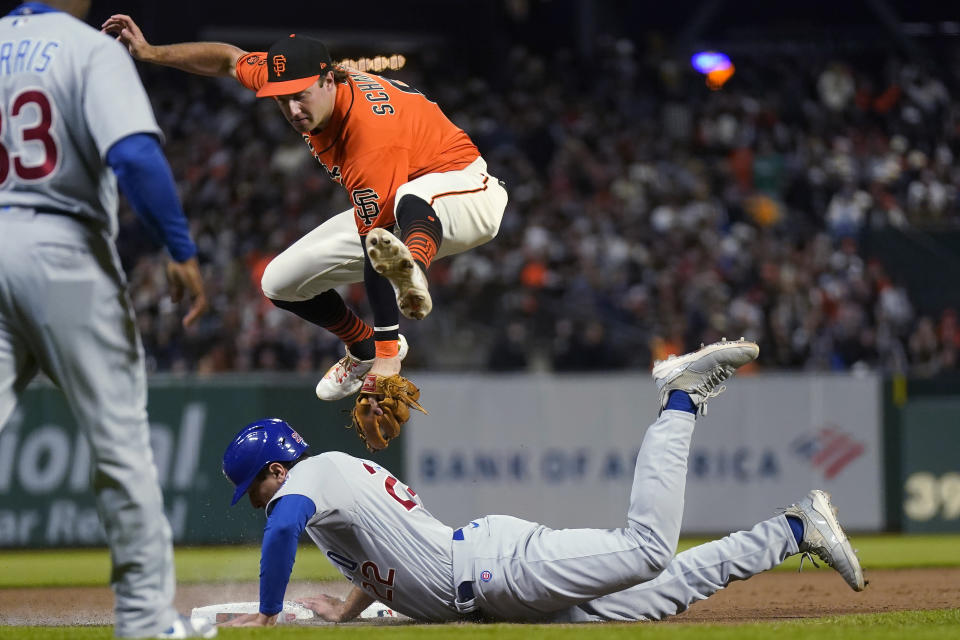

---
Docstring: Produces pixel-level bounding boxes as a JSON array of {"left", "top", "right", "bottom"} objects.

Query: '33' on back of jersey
[{"left": 0, "top": 9, "right": 160, "bottom": 234}]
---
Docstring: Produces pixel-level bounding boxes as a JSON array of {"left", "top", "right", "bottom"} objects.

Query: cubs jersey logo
[
  {"left": 273, "top": 54, "right": 286, "bottom": 75},
  {"left": 480, "top": 570, "right": 493, "bottom": 582},
  {"left": 352, "top": 188, "right": 381, "bottom": 226}
]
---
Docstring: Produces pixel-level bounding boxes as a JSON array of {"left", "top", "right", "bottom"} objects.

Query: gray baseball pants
[
  {"left": 0, "top": 210, "right": 177, "bottom": 637},
  {"left": 545, "top": 515, "right": 798, "bottom": 621},
  {"left": 453, "top": 409, "right": 800, "bottom": 622}
]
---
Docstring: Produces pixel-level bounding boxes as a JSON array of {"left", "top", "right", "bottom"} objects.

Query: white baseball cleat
[
  {"left": 366, "top": 227, "right": 433, "bottom": 320},
  {"left": 316, "top": 335, "right": 409, "bottom": 401},
  {"left": 652, "top": 337, "right": 759, "bottom": 415},
  {"left": 783, "top": 489, "right": 867, "bottom": 592},
  {"left": 153, "top": 614, "right": 217, "bottom": 638}
]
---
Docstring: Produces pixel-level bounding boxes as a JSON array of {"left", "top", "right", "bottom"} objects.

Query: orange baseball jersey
[{"left": 235, "top": 53, "right": 480, "bottom": 233}]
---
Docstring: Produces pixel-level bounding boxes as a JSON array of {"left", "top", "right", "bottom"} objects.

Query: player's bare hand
[
  {"left": 353, "top": 394, "right": 386, "bottom": 451},
  {"left": 101, "top": 14, "right": 152, "bottom": 59},
  {"left": 217, "top": 612, "right": 277, "bottom": 627},
  {"left": 297, "top": 595, "right": 346, "bottom": 622},
  {"left": 166, "top": 257, "right": 208, "bottom": 328},
  {"left": 367, "top": 395, "right": 384, "bottom": 417},
  {"left": 369, "top": 355, "right": 402, "bottom": 377}
]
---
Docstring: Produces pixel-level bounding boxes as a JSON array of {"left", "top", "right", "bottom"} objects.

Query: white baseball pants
[{"left": 261, "top": 155, "right": 508, "bottom": 301}]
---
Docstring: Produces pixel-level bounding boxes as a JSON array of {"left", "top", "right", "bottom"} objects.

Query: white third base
[{"left": 190, "top": 600, "right": 398, "bottom": 625}]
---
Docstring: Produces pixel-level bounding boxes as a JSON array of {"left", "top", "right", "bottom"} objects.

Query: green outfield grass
[
  {"left": 1, "top": 533, "right": 959, "bottom": 589},
  {"left": 3, "top": 610, "right": 959, "bottom": 640}
]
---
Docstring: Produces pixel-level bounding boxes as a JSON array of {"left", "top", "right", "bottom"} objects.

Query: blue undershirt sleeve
[
  {"left": 105, "top": 133, "right": 197, "bottom": 262},
  {"left": 259, "top": 494, "right": 317, "bottom": 616}
]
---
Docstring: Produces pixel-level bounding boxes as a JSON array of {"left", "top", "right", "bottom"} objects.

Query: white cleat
[
  {"left": 652, "top": 337, "right": 759, "bottom": 415},
  {"left": 366, "top": 228, "right": 433, "bottom": 320},
  {"left": 315, "top": 335, "right": 409, "bottom": 401},
  {"left": 783, "top": 489, "right": 867, "bottom": 592},
  {"left": 153, "top": 614, "right": 217, "bottom": 638}
]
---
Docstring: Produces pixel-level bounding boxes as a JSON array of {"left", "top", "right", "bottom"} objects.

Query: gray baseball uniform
[
  {"left": 269, "top": 410, "right": 799, "bottom": 622},
  {"left": 0, "top": 8, "right": 177, "bottom": 637},
  {"left": 271, "top": 451, "right": 457, "bottom": 621}
]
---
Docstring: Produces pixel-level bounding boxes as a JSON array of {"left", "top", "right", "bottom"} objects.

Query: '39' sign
[{"left": 903, "top": 472, "right": 960, "bottom": 522}]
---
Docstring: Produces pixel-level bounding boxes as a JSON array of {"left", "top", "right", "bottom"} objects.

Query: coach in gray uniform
[{"left": 0, "top": 2, "right": 213, "bottom": 638}]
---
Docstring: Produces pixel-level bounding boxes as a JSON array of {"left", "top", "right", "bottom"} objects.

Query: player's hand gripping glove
[{"left": 351, "top": 374, "right": 428, "bottom": 451}]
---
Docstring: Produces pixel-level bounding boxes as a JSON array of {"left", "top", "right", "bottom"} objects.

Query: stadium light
[
  {"left": 338, "top": 54, "right": 407, "bottom": 72},
  {"left": 691, "top": 51, "right": 730, "bottom": 74},
  {"left": 691, "top": 50, "right": 734, "bottom": 90}
]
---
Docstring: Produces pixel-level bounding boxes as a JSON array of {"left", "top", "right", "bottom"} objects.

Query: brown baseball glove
[{"left": 351, "top": 373, "right": 428, "bottom": 451}]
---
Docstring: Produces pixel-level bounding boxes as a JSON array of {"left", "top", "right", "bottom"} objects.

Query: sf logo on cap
[{"left": 273, "top": 54, "right": 287, "bottom": 75}]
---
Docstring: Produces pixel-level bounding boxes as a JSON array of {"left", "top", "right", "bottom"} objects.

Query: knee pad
[{"left": 395, "top": 193, "right": 438, "bottom": 230}]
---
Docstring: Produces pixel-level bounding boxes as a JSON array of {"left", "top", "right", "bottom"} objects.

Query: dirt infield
[
  {"left": 668, "top": 567, "right": 960, "bottom": 623},
  {"left": 0, "top": 568, "right": 957, "bottom": 627}
]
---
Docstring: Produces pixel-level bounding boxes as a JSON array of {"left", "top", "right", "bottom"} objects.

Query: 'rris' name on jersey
[{"left": 0, "top": 38, "right": 60, "bottom": 75}]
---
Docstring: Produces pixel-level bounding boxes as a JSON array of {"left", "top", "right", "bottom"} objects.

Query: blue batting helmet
[{"left": 222, "top": 418, "right": 308, "bottom": 506}]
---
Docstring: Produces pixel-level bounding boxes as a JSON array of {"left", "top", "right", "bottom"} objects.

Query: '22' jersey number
[
  {"left": 361, "top": 560, "right": 396, "bottom": 601},
  {"left": 0, "top": 89, "right": 59, "bottom": 186}
]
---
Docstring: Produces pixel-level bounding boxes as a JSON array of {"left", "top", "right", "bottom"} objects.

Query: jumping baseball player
[
  {"left": 101, "top": 15, "right": 509, "bottom": 403},
  {"left": 219, "top": 339, "right": 865, "bottom": 626},
  {"left": 0, "top": 2, "right": 213, "bottom": 637}
]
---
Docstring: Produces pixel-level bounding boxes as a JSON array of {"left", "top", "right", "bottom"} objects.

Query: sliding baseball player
[{"left": 219, "top": 339, "right": 864, "bottom": 626}]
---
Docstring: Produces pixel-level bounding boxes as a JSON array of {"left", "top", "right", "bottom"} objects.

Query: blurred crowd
[{"left": 120, "top": 38, "right": 960, "bottom": 377}]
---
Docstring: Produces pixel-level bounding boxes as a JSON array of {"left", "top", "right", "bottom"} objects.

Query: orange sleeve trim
[
  {"left": 375, "top": 339, "right": 400, "bottom": 359},
  {"left": 428, "top": 175, "right": 490, "bottom": 206}
]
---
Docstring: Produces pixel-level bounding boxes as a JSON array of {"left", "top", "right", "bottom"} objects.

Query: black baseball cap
[{"left": 256, "top": 34, "right": 333, "bottom": 98}]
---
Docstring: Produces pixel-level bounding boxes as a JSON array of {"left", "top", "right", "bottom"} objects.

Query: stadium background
[
  {"left": 96, "top": 0, "right": 960, "bottom": 376},
  {"left": 1, "top": 0, "right": 958, "bottom": 538}
]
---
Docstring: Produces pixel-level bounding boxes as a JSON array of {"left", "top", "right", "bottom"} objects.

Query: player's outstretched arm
[
  {"left": 298, "top": 587, "right": 374, "bottom": 622},
  {"left": 106, "top": 133, "right": 209, "bottom": 328},
  {"left": 102, "top": 14, "right": 245, "bottom": 78}
]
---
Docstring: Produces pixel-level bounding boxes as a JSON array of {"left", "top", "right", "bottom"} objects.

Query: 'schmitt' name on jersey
[
  {"left": 0, "top": 39, "right": 61, "bottom": 76},
  {"left": 349, "top": 71, "right": 396, "bottom": 116}
]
